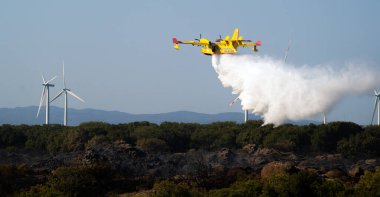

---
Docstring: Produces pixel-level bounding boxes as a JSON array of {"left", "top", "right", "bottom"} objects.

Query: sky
[{"left": 0, "top": 0, "right": 379, "bottom": 125}]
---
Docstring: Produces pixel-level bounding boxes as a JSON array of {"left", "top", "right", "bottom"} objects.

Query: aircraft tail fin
[
  {"left": 231, "top": 28, "right": 239, "bottom": 40},
  {"left": 173, "top": 38, "right": 180, "bottom": 50}
]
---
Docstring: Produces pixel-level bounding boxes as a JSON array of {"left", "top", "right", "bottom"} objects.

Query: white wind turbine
[
  {"left": 228, "top": 97, "right": 249, "bottom": 123},
  {"left": 36, "top": 74, "right": 57, "bottom": 124},
  {"left": 51, "top": 62, "right": 85, "bottom": 126},
  {"left": 371, "top": 90, "right": 380, "bottom": 126}
]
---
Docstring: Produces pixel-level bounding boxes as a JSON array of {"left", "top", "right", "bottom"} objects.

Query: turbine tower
[
  {"left": 229, "top": 97, "right": 249, "bottom": 123},
  {"left": 51, "top": 62, "right": 85, "bottom": 126},
  {"left": 37, "top": 74, "right": 56, "bottom": 124},
  {"left": 371, "top": 90, "right": 380, "bottom": 126},
  {"left": 244, "top": 110, "right": 249, "bottom": 123}
]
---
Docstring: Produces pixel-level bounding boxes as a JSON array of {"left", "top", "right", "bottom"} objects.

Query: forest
[{"left": 0, "top": 121, "right": 380, "bottom": 196}]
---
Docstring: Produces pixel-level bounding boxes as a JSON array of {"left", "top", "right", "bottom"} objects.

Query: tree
[{"left": 311, "top": 122, "right": 362, "bottom": 152}]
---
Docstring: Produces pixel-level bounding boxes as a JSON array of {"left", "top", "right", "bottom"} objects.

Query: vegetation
[
  {"left": 0, "top": 121, "right": 379, "bottom": 196},
  {"left": 0, "top": 121, "right": 375, "bottom": 154}
]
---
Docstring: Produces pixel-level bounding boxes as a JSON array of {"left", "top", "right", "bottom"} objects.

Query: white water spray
[{"left": 212, "top": 55, "right": 379, "bottom": 126}]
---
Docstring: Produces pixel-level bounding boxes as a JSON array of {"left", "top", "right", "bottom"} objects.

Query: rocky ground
[{"left": 1, "top": 140, "right": 379, "bottom": 182}]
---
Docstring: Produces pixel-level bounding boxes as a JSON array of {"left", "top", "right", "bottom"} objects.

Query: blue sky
[{"left": 0, "top": 1, "right": 379, "bottom": 124}]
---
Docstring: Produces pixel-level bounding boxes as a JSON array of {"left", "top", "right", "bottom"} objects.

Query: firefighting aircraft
[{"left": 172, "top": 28, "right": 261, "bottom": 55}]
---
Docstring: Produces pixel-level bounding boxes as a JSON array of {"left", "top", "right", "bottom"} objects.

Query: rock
[
  {"left": 217, "top": 148, "right": 233, "bottom": 161},
  {"left": 365, "top": 159, "right": 376, "bottom": 165},
  {"left": 324, "top": 169, "right": 344, "bottom": 179},
  {"left": 261, "top": 161, "right": 295, "bottom": 179},
  {"left": 254, "top": 148, "right": 279, "bottom": 156},
  {"left": 242, "top": 144, "right": 256, "bottom": 154},
  {"left": 348, "top": 166, "right": 364, "bottom": 177},
  {"left": 305, "top": 168, "right": 320, "bottom": 175},
  {"left": 81, "top": 140, "right": 153, "bottom": 176},
  {"left": 251, "top": 156, "right": 267, "bottom": 166}
]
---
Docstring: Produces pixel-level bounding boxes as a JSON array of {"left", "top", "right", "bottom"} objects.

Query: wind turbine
[
  {"left": 36, "top": 74, "right": 57, "bottom": 124},
  {"left": 51, "top": 62, "right": 85, "bottom": 126},
  {"left": 228, "top": 97, "right": 249, "bottom": 123},
  {"left": 322, "top": 112, "right": 327, "bottom": 125},
  {"left": 371, "top": 90, "right": 380, "bottom": 125}
]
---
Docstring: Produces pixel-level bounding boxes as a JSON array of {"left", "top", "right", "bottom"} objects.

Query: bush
[
  {"left": 152, "top": 180, "right": 204, "bottom": 197},
  {"left": 314, "top": 180, "right": 346, "bottom": 197},
  {"left": 354, "top": 167, "right": 380, "bottom": 197},
  {"left": 19, "top": 184, "right": 64, "bottom": 197},
  {"left": 85, "top": 135, "right": 111, "bottom": 149},
  {"left": 337, "top": 126, "right": 380, "bottom": 156},
  {"left": 236, "top": 123, "right": 273, "bottom": 147},
  {"left": 46, "top": 165, "right": 115, "bottom": 196},
  {"left": 0, "top": 164, "right": 35, "bottom": 196},
  {"left": 209, "top": 179, "right": 263, "bottom": 197},
  {"left": 191, "top": 122, "right": 240, "bottom": 150},
  {"left": 263, "top": 125, "right": 310, "bottom": 152},
  {"left": 0, "top": 125, "right": 27, "bottom": 149},
  {"left": 311, "top": 122, "right": 362, "bottom": 152},
  {"left": 158, "top": 122, "right": 196, "bottom": 152},
  {"left": 137, "top": 138, "right": 169, "bottom": 152}
]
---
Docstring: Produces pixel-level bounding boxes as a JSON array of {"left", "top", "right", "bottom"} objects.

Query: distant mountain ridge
[
  {"left": 0, "top": 106, "right": 319, "bottom": 126},
  {"left": 0, "top": 106, "right": 258, "bottom": 126}
]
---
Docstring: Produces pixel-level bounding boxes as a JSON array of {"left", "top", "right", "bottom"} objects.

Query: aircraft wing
[
  {"left": 180, "top": 41, "right": 208, "bottom": 46},
  {"left": 239, "top": 40, "right": 262, "bottom": 51},
  {"left": 239, "top": 40, "right": 261, "bottom": 47},
  {"left": 173, "top": 38, "right": 210, "bottom": 50}
]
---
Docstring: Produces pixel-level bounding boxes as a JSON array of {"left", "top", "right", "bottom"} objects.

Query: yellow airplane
[{"left": 172, "top": 28, "right": 261, "bottom": 55}]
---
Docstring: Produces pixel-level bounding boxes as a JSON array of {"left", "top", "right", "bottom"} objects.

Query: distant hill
[{"left": 0, "top": 106, "right": 319, "bottom": 126}]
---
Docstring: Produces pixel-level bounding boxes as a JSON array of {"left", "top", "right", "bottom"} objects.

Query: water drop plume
[{"left": 212, "top": 54, "right": 379, "bottom": 126}]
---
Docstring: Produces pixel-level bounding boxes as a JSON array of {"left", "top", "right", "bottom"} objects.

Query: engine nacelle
[{"left": 199, "top": 38, "right": 210, "bottom": 44}]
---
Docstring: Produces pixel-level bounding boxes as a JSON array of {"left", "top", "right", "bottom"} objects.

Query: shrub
[
  {"left": 263, "top": 125, "right": 310, "bottom": 152},
  {"left": 152, "top": 180, "right": 204, "bottom": 197},
  {"left": 0, "top": 164, "right": 35, "bottom": 196},
  {"left": 137, "top": 138, "right": 169, "bottom": 152},
  {"left": 338, "top": 126, "right": 380, "bottom": 156},
  {"left": 47, "top": 165, "right": 115, "bottom": 196},
  {"left": 311, "top": 122, "right": 362, "bottom": 152},
  {"left": 354, "top": 167, "right": 380, "bottom": 197},
  {"left": 236, "top": 123, "right": 273, "bottom": 147},
  {"left": 209, "top": 179, "right": 263, "bottom": 197}
]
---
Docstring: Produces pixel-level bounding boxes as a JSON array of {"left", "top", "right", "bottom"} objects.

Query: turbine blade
[
  {"left": 41, "top": 73, "right": 46, "bottom": 84},
  {"left": 63, "top": 61, "right": 66, "bottom": 88},
  {"left": 46, "top": 76, "right": 57, "bottom": 84},
  {"left": 50, "top": 90, "right": 65, "bottom": 103},
  {"left": 36, "top": 87, "right": 46, "bottom": 118},
  {"left": 371, "top": 98, "right": 378, "bottom": 125},
  {"left": 228, "top": 97, "right": 239, "bottom": 108},
  {"left": 67, "top": 90, "right": 85, "bottom": 102}
]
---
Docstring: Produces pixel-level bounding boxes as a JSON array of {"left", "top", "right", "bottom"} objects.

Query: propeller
[
  {"left": 45, "top": 76, "right": 57, "bottom": 84},
  {"left": 215, "top": 35, "right": 223, "bottom": 42},
  {"left": 41, "top": 73, "right": 46, "bottom": 84},
  {"left": 50, "top": 90, "right": 65, "bottom": 103},
  {"left": 67, "top": 90, "right": 85, "bottom": 103},
  {"left": 195, "top": 33, "right": 202, "bottom": 41},
  {"left": 36, "top": 74, "right": 56, "bottom": 118},
  {"left": 63, "top": 61, "right": 66, "bottom": 89},
  {"left": 36, "top": 86, "right": 46, "bottom": 118}
]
